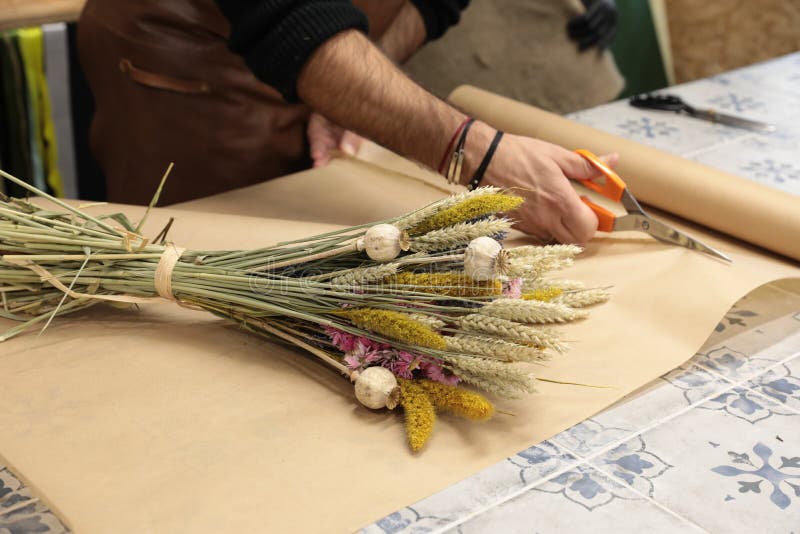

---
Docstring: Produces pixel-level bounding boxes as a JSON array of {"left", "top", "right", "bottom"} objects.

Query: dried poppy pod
[
  {"left": 358, "top": 224, "right": 410, "bottom": 262},
  {"left": 352, "top": 366, "right": 400, "bottom": 409},
  {"left": 464, "top": 236, "right": 508, "bottom": 281}
]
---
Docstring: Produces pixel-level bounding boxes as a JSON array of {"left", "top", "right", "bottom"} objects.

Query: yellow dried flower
[
  {"left": 522, "top": 287, "right": 563, "bottom": 302},
  {"left": 385, "top": 272, "right": 502, "bottom": 297},
  {"left": 399, "top": 379, "right": 436, "bottom": 452},
  {"left": 408, "top": 193, "right": 524, "bottom": 235},
  {"left": 341, "top": 308, "right": 447, "bottom": 350},
  {"left": 418, "top": 380, "right": 494, "bottom": 421}
]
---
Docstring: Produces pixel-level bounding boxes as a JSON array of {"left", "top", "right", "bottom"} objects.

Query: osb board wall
[{"left": 666, "top": 0, "right": 800, "bottom": 83}]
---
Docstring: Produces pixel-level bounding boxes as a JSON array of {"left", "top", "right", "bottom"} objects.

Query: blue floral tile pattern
[
  {"left": 507, "top": 440, "right": 580, "bottom": 486},
  {"left": 695, "top": 346, "right": 771, "bottom": 381},
  {"left": 532, "top": 464, "right": 638, "bottom": 511},
  {"left": 615, "top": 117, "right": 679, "bottom": 139},
  {"left": 748, "top": 354, "right": 800, "bottom": 412},
  {"left": 702, "top": 284, "right": 800, "bottom": 347},
  {"left": 692, "top": 316, "right": 800, "bottom": 382},
  {"left": 590, "top": 387, "right": 800, "bottom": 533},
  {"left": 699, "top": 387, "right": 796, "bottom": 424},
  {"left": 454, "top": 465, "right": 703, "bottom": 533},
  {"left": 711, "top": 442, "right": 800, "bottom": 510},
  {"left": 553, "top": 363, "right": 729, "bottom": 457},
  {"left": 362, "top": 442, "right": 579, "bottom": 534},
  {"left": 0, "top": 467, "right": 70, "bottom": 534},
  {"left": 597, "top": 436, "right": 672, "bottom": 498}
]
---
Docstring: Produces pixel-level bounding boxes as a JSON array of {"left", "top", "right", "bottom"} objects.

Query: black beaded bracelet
[{"left": 467, "top": 130, "right": 504, "bottom": 190}]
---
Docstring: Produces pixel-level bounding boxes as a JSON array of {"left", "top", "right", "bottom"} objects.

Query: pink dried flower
[
  {"left": 325, "top": 326, "right": 358, "bottom": 352},
  {"left": 387, "top": 351, "right": 416, "bottom": 379},
  {"left": 344, "top": 353, "right": 363, "bottom": 371},
  {"left": 503, "top": 277, "right": 523, "bottom": 299},
  {"left": 421, "top": 361, "right": 461, "bottom": 385}
]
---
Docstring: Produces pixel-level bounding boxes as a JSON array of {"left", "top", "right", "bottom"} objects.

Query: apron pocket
[{"left": 119, "top": 58, "right": 211, "bottom": 94}]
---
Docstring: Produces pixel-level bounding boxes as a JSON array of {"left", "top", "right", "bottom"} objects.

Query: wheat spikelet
[
  {"left": 409, "top": 218, "right": 511, "bottom": 252},
  {"left": 523, "top": 278, "right": 586, "bottom": 293},
  {"left": 507, "top": 255, "right": 574, "bottom": 278},
  {"left": 441, "top": 354, "right": 535, "bottom": 398},
  {"left": 458, "top": 314, "right": 566, "bottom": 352},
  {"left": 556, "top": 288, "right": 612, "bottom": 308},
  {"left": 330, "top": 263, "right": 400, "bottom": 285},
  {"left": 507, "top": 244, "right": 582, "bottom": 260},
  {"left": 479, "top": 299, "right": 588, "bottom": 324},
  {"left": 446, "top": 334, "right": 549, "bottom": 362},
  {"left": 407, "top": 313, "right": 446, "bottom": 330}
]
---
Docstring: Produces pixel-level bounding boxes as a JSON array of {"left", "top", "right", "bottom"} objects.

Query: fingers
[
  {"left": 339, "top": 130, "right": 364, "bottom": 156},
  {"left": 307, "top": 113, "right": 365, "bottom": 167},
  {"left": 538, "top": 180, "right": 598, "bottom": 245},
  {"left": 310, "top": 131, "right": 337, "bottom": 168},
  {"left": 307, "top": 113, "right": 342, "bottom": 168},
  {"left": 600, "top": 152, "right": 620, "bottom": 168},
  {"left": 556, "top": 150, "right": 620, "bottom": 180},
  {"left": 559, "top": 195, "right": 599, "bottom": 245}
]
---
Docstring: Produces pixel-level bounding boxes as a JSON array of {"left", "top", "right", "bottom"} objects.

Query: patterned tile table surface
[
  {"left": 361, "top": 53, "right": 800, "bottom": 534},
  {"left": 3, "top": 55, "right": 800, "bottom": 534}
]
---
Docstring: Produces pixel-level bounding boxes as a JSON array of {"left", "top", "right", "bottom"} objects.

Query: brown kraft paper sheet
[{"left": 1, "top": 111, "right": 800, "bottom": 532}]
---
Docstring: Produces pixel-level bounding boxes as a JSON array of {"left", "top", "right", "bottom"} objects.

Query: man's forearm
[
  {"left": 377, "top": 2, "right": 427, "bottom": 64},
  {"left": 298, "top": 30, "right": 487, "bottom": 173}
]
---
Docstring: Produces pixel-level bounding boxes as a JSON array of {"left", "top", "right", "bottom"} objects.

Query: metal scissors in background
[
  {"left": 575, "top": 149, "right": 732, "bottom": 263},
  {"left": 629, "top": 94, "right": 776, "bottom": 133}
]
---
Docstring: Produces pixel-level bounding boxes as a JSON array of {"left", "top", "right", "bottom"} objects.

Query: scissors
[{"left": 575, "top": 149, "right": 732, "bottom": 263}]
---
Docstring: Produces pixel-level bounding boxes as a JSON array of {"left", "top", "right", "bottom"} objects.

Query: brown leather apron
[{"left": 78, "top": 0, "right": 316, "bottom": 205}]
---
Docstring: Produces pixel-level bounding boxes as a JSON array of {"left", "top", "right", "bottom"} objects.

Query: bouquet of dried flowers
[{"left": 0, "top": 169, "right": 608, "bottom": 452}]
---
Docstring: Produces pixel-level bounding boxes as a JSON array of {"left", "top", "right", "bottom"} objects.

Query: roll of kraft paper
[{"left": 449, "top": 85, "right": 800, "bottom": 262}]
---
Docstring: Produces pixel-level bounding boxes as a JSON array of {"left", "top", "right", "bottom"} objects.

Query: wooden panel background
[{"left": 667, "top": 0, "right": 800, "bottom": 83}]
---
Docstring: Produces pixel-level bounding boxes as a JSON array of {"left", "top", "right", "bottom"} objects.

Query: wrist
[{"left": 458, "top": 121, "right": 499, "bottom": 187}]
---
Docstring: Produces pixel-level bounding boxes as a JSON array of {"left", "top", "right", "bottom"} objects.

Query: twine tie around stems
[{"left": 153, "top": 245, "right": 186, "bottom": 300}]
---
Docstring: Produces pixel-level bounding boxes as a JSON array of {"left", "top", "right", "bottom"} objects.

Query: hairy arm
[
  {"left": 377, "top": 2, "right": 427, "bottom": 64},
  {"left": 299, "top": 30, "right": 464, "bottom": 170},
  {"left": 305, "top": 4, "right": 435, "bottom": 166}
]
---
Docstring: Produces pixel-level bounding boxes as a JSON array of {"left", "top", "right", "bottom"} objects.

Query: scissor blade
[
  {"left": 615, "top": 215, "right": 732, "bottom": 262},
  {"left": 688, "top": 109, "right": 776, "bottom": 133}
]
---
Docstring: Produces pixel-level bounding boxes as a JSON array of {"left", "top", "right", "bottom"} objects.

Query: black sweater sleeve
[
  {"left": 214, "top": 1, "right": 369, "bottom": 102},
  {"left": 409, "top": 0, "right": 470, "bottom": 42}
]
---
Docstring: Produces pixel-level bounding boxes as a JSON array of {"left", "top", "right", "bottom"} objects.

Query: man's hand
[
  {"left": 567, "top": 0, "right": 617, "bottom": 51},
  {"left": 307, "top": 113, "right": 364, "bottom": 168},
  {"left": 467, "top": 124, "right": 619, "bottom": 245}
]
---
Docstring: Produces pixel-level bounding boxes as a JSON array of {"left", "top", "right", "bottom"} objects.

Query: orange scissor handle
[
  {"left": 575, "top": 149, "right": 626, "bottom": 202},
  {"left": 580, "top": 196, "right": 616, "bottom": 233}
]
